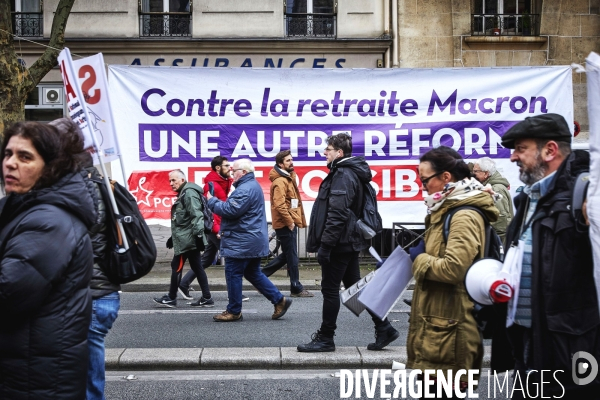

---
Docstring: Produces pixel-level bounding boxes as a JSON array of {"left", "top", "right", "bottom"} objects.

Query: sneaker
[
  {"left": 297, "top": 331, "right": 336, "bottom": 352},
  {"left": 291, "top": 289, "right": 314, "bottom": 298},
  {"left": 213, "top": 310, "right": 243, "bottom": 322},
  {"left": 178, "top": 286, "right": 193, "bottom": 300},
  {"left": 272, "top": 296, "right": 292, "bottom": 320},
  {"left": 153, "top": 294, "right": 176, "bottom": 308},
  {"left": 367, "top": 326, "right": 400, "bottom": 350},
  {"left": 190, "top": 296, "right": 215, "bottom": 307}
]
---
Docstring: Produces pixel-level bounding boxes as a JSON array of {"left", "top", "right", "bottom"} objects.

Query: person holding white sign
[
  {"left": 298, "top": 133, "right": 399, "bottom": 352},
  {"left": 492, "top": 114, "right": 600, "bottom": 398},
  {"left": 407, "top": 148, "right": 499, "bottom": 395}
]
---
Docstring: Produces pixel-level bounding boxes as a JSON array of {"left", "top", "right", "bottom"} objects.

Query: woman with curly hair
[{"left": 0, "top": 121, "right": 97, "bottom": 400}]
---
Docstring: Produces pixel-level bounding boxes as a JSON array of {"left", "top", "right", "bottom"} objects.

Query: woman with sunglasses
[{"left": 406, "top": 147, "right": 499, "bottom": 398}]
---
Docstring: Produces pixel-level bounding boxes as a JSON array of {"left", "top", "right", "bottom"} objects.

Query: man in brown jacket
[{"left": 262, "top": 150, "right": 313, "bottom": 297}]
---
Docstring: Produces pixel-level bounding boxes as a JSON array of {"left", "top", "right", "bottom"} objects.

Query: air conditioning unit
[{"left": 42, "top": 87, "right": 64, "bottom": 105}]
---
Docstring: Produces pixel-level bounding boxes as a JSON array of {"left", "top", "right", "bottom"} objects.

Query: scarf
[{"left": 424, "top": 177, "right": 501, "bottom": 212}]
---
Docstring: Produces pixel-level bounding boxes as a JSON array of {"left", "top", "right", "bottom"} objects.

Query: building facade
[{"left": 12, "top": 0, "right": 599, "bottom": 130}]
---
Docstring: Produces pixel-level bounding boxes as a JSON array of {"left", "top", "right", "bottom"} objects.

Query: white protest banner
[
  {"left": 72, "top": 53, "right": 121, "bottom": 164},
  {"left": 107, "top": 66, "right": 573, "bottom": 226},
  {"left": 585, "top": 51, "right": 600, "bottom": 312},
  {"left": 57, "top": 48, "right": 94, "bottom": 149},
  {"left": 59, "top": 48, "right": 129, "bottom": 249}
]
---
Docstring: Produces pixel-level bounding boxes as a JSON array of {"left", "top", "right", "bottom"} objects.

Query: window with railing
[
  {"left": 140, "top": 0, "right": 191, "bottom": 37},
  {"left": 11, "top": 0, "right": 42, "bottom": 37},
  {"left": 472, "top": 0, "right": 540, "bottom": 36},
  {"left": 285, "top": 0, "right": 336, "bottom": 38}
]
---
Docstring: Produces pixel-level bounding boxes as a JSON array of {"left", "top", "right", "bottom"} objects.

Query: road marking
[{"left": 119, "top": 309, "right": 258, "bottom": 314}]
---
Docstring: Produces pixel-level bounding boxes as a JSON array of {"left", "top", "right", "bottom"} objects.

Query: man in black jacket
[
  {"left": 494, "top": 114, "right": 600, "bottom": 398},
  {"left": 297, "top": 133, "right": 398, "bottom": 352}
]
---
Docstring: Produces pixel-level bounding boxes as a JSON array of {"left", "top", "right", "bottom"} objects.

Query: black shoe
[
  {"left": 190, "top": 296, "right": 215, "bottom": 307},
  {"left": 153, "top": 294, "right": 176, "bottom": 308},
  {"left": 297, "top": 331, "right": 336, "bottom": 352},
  {"left": 367, "top": 326, "right": 400, "bottom": 350}
]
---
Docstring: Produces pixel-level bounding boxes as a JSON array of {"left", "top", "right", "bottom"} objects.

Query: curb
[{"left": 105, "top": 346, "right": 491, "bottom": 370}]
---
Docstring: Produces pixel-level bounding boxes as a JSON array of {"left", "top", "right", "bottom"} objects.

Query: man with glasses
[
  {"left": 298, "top": 133, "right": 399, "bottom": 352},
  {"left": 472, "top": 156, "right": 514, "bottom": 242},
  {"left": 178, "top": 156, "right": 249, "bottom": 303},
  {"left": 207, "top": 158, "right": 292, "bottom": 322},
  {"left": 491, "top": 114, "right": 599, "bottom": 397}
]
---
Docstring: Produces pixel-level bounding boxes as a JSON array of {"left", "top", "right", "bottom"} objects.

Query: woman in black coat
[{"left": 0, "top": 121, "right": 97, "bottom": 400}]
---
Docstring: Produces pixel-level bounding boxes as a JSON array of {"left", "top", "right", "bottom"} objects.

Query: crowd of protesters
[{"left": 0, "top": 113, "right": 598, "bottom": 399}]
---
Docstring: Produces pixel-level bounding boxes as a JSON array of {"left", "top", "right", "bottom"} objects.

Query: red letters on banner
[{"left": 128, "top": 166, "right": 424, "bottom": 220}]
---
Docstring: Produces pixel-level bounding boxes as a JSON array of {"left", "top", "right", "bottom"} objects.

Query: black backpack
[
  {"left": 354, "top": 182, "right": 383, "bottom": 239},
  {"left": 442, "top": 206, "right": 504, "bottom": 262},
  {"left": 442, "top": 206, "right": 504, "bottom": 339},
  {"left": 185, "top": 187, "right": 214, "bottom": 234},
  {"left": 93, "top": 177, "right": 157, "bottom": 284},
  {"left": 199, "top": 194, "right": 214, "bottom": 234}
]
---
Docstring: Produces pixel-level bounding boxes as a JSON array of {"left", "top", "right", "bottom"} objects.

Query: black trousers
[
  {"left": 169, "top": 248, "right": 211, "bottom": 300},
  {"left": 180, "top": 232, "right": 220, "bottom": 290},
  {"left": 319, "top": 250, "right": 389, "bottom": 337},
  {"left": 262, "top": 227, "right": 304, "bottom": 294}
]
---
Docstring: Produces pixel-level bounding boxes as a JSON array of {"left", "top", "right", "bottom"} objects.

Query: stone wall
[{"left": 398, "top": 0, "right": 599, "bottom": 131}]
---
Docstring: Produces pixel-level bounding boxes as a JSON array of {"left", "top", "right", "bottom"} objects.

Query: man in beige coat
[{"left": 262, "top": 150, "right": 313, "bottom": 297}]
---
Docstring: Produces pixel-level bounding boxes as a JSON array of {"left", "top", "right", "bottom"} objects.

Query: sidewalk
[
  {"left": 122, "top": 225, "right": 377, "bottom": 292},
  {"left": 105, "top": 346, "right": 492, "bottom": 370}
]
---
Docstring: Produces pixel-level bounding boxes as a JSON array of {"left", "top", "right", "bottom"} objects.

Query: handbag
[{"left": 340, "top": 270, "right": 377, "bottom": 317}]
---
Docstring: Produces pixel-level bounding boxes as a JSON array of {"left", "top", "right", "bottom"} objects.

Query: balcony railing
[
  {"left": 11, "top": 12, "right": 43, "bottom": 37},
  {"left": 471, "top": 14, "right": 540, "bottom": 36},
  {"left": 139, "top": 12, "right": 191, "bottom": 37},
  {"left": 285, "top": 13, "right": 336, "bottom": 38}
]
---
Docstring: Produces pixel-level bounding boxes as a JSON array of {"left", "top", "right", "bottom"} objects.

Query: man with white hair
[
  {"left": 473, "top": 157, "right": 514, "bottom": 242},
  {"left": 154, "top": 169, "right": 212, "bottom": 308},
  {"left": 206, "top": 158, "right": 292, "bottom": 322}
]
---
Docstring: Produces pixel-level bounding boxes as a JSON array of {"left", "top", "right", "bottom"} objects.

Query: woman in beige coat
[{"left": 407, "top": 148, "right": 499, "bottom": 398}]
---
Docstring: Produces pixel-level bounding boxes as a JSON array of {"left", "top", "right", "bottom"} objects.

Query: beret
[{"left": 501, "top": 113, "right": 572, "bottom": 149}]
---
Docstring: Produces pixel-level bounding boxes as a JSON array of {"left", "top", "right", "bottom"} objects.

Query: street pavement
[
  {"left": 110, "top": 225, "right": 492, "bottom": 373},
  {"left": 105, "top": 369, "right": 513, "bottom": 400}
]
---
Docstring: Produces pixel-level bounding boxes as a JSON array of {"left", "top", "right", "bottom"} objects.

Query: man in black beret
[{"left": 490, "top": 113, "right": 600, "bottom": 398}]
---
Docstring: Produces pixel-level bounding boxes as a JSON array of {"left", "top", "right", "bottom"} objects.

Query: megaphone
[{"left": 465, "top": 258, "right": 513, "bottom": 305}]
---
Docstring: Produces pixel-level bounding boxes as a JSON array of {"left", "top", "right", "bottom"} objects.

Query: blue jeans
[
  {"left": 262, "top": 227, "right": 304, "bottom": 294},
  {"left": 226, "top": 257, "right": 283, "bottom": 314},
  {"left": 87, "top": 292, "right": 120, "bottom": 400}
]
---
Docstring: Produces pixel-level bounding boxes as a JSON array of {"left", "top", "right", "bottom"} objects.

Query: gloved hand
[
  {"left": 166, "top": 237, "right": 173, "bottom": 249},
  {"left": 409, "top": 240, "right": 426, "bottom": 262},
  {"left": 195, "top": 236, "right": 205, "bottom": 251},
  {"left": 317, "top": 246, "right": 332, "bottom": 265},
  {"left": 375, "top": 258, "right": 387, "bottom": 270}
]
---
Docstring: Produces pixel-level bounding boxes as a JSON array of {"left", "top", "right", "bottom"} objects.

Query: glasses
[
  {"left": 472, "top": 169, "right": 483, "bottom": 174},
  {"left": 232, "top": 168, "right": 244, "bottom": 172},
  {"left": 220, "top": 164, "right": 230, "bottom": 169},
  {"left": 324, "top": 147, "right": 337, "bottom": 152},
  {"left": 420, "top": 171, "right": 443, "bottom": 187}
]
